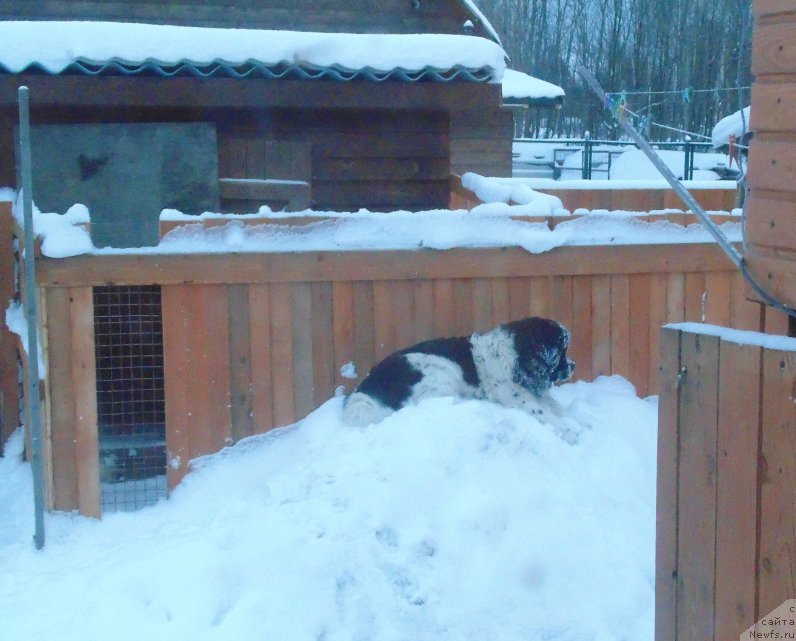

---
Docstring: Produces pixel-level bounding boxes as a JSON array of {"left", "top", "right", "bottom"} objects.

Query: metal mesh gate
[{"left": 93, "top": 285, "right": 167, "bottom": 512}]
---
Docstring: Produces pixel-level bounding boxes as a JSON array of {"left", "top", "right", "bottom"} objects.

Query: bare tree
[{"left": 480, "top": 0, "right": 753, "bottom": 139}]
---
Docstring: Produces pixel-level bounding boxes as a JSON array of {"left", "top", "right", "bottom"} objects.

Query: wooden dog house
[{"left": 0, "top": 0, "right": 515, "bottom": 450}]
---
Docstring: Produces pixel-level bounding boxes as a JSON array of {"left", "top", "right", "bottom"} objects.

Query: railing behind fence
[{"left": 513, "top": 138, "right": 730, "bottom": 181}]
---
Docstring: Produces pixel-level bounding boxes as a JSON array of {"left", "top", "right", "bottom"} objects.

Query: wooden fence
[
  {"left": 0, "top": 201, "right": 18, "bottom": 452},
  {"left": 657, "top": 324, "right": 796, "bottom": 641},
  {"left": 28, "top": 232, "right": 790, "bottom": 516},
  {"left": 449, "top": 175, "right": 738, "bottom": 213}
]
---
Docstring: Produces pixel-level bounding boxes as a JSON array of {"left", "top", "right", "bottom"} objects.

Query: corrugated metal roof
[{"left": 3, "top": 57, "right": 494, "bottom": 83}]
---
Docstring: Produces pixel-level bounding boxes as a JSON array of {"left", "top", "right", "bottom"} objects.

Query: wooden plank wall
[
  {"left": 657, "top": 324, "right": 796, "bottom": 640},
  {"left": 0, "top": 0, "right": 491, "bottom": 39},
  {"left": 538, "top": 187, "right": 738, "bottom": 213},
  {"left": 0, "top": 202, "right": 19, "bottom": 452},
  {"left": 218, "top": 109, "right": 454, "bottom": 212},
  {"left": 34, "top": 242, "right": 787, "bottom": 506},
  {"left": 451, "top": 109, "right": 514, "bottom": 178},
  {"left": 745, "top": 0, "right": 796, "bottom": 309}
]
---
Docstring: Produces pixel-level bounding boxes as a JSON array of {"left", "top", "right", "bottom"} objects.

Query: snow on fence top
[
  {"left": 0, "top": 21, "right": 507, "bottom": 80},
  {"left": 13, "top": 197, "right": 742, "bottom": 259}
]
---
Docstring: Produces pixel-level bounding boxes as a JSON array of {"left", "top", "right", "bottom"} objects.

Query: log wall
[
  {"left": 657, "top": 323, "right": 796, "bottom": 640},
  {"left": 745, "top": 0, "right": 796, "bottom": 308}
]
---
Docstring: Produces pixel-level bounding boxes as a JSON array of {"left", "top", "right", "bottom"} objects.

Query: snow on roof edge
[
  {"left": 502, "top": 69, "right": 564, "bottom": 102},
  {"left": 0, "top": 21, "right": 507, "bottom": 79}
]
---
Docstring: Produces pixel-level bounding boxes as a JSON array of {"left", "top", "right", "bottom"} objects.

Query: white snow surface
[
  {"left": 24, "top": 199, "right": 743, "bottom": 257},
  {"left": 0, "top": 375, "right": 657, "bottom": 641},
  {"left": 502, "top": 69, "right": 564, "bottom": 101},
  {"left": 711, "top": 106, "right": 751, "bottom": 149},
  {"left": 588, "top": 148, "right": 727, "bottom": 181},
  {"left": 0, "top": 21, "right": 506, "bottom": 77},
  {"left": 4, "top": 300, "right": 46, "bottom": 375}
]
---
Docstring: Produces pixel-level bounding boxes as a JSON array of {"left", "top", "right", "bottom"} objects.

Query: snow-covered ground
[{"left": 0, "top": 376, "right": 657, "bottom": 641}]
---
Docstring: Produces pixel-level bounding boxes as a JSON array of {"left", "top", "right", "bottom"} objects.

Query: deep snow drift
[{"left": 0, "top": 376, "right": 656, "bottom": 641}]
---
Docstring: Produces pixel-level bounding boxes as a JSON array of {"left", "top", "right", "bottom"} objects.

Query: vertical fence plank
[
  {"left": 509, "top": 277, "right": 531, "bottom": 321},
  {"left": 248, "top": 283, "right": 274, "bottom": 431},
  {"left": 471, "top": 278, "right": 493, "bottom": 333},
  {"left": 332, "top": 282, "right": 355, "bottom": 391},
  {"left": 413, "top": 280, "right": 435, "bottom": 343},
  {"left": 610, "top": 275, "right": 631, "bottom": 382},
  {"left": 173, "top": 285, "right": 234, "bottom": 463},
  {"left": 392, "top": 280, "right": 416, "bottom": 350},
  {"left": 291, "top": 282, "right": 315, "bottom": 420},
  {"left": 490, "top": 278, "right": 511, "bottom": 326},
  {"left": 433, "top": 279, "right": 455, "bottom": 337},
  {"left": 528, "top": 276, "right": 552, "bottom": 319},
  {"left": 684, "top": 272, "right": 707, "bottom": 323},
  {"left": 758, "top": 349, "right": 796, "bottom": 618},
  {"left": 715, "top": 340, "right": 762, "bottom": 640},
  {"left": 69, "top": 288, "right": 100, "bottom": 518},
  {"left": 731, "top": 272, "right": 763, "bottom": 332},
  {"left": 46, "top": 287, "right": 79, "bottom": 510},
  {"left": 667, "top": 273, "right": 686, "bottom": 324},
  {"left": 311, "top": 282, "right": 336, "bottom": 407},
  {"left": 0, "top": 203, "right": 18, "bottom": 449},
  {"left": 372, "top": 281, "right": 395, "bottom": 360},
  {"left": 571, "top": 276, "right": 593, "bottom": 382},
  {"left": 648, "top": 274, "right": 669, "bottom": 395},
  {"left": 629, "top": 274, "right": 651, "bottom": 397},
  {"left": 676, "top": 330, "right": 720, "bottom": 641},
  {"left": 704, "top": 272, "right": 732, "bottom": 328},
  {"left": 352, "top": 281, "right": 375, "bottom": 380},
  {"left": 591, "top": 275, "right": 612, "bottom": 378},
  {"left": 452, "top": 279, "right": 474, "bottom": 336},
  {"left": 228, "top": 284, "right": 254, "bottom": 442},
  {"left": 162, "top": 284, "right": 192, "bottom": 489},
  {"left": 269, "top": 283, "right": 295, "bottom": 427},
  {"left": 656, "top": 327, "right": 682, "bottom": 641},
  {"left": 551, "top": 276, "right": 574, "bottom": 337}
]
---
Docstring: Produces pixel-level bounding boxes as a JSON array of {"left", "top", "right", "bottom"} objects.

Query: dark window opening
[{"left": 93, "top": 285, "right": 167, "bottom": 512}]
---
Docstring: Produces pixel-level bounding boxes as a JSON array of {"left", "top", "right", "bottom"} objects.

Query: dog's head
[{"left": 505, "top": 317, "right": 575, "bottom": 395}]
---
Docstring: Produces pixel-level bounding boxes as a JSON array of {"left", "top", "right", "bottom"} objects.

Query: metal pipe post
[{"left": 18, "top": 86, "right": 46, "bottom": 550}]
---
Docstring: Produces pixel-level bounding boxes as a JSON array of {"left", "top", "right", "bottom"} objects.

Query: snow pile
[
  {"left": 0, "top": 21, "right": 506, "bottom": 78},
  {"left": 12, "top": 200, "right": 93, "bottom": 258},
  {"left": 4, "top": 301, "right": 45, "bottom": 375},
  {"left": 502, "top": 69, "right": 565, "bottom": 101},
  {"left": 711, "top": 106, "right": 751, "bottom": 149},
  {"left": 0, "top": 376, "right": 657, "bottom": 641},
  {"left": 462, "top": 171, "right": 564, "bottom": 210}
]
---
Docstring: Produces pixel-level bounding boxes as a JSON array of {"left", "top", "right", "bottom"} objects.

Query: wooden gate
[{"left": 657, "top": 323, "right": 796, "bottom": 641}]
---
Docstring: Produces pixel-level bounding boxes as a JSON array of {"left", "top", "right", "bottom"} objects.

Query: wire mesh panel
[{"left": 93, "top": 285, "right": 167, "bottom": 512}]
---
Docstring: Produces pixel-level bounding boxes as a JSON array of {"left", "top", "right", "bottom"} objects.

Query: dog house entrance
[{"left": 93, "top": 285, "right": 167, "bottom": 512}]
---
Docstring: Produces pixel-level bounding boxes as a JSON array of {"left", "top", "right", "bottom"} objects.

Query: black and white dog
[{"left": 343, "top": 317, "right": 576, "bottom": 439}]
